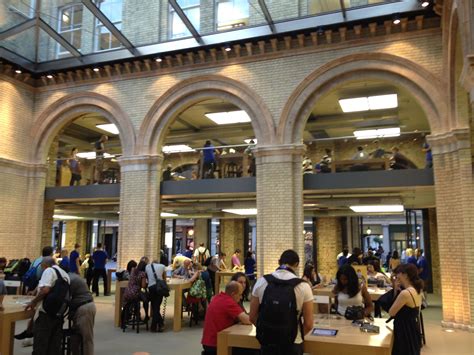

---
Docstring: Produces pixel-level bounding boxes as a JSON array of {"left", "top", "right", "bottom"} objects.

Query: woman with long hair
[
  {"left": 231, "top": 272, "right": 250, "bottom": 311},
  {"left": 123, "top": 256, "right": 150, "bottom": 321},
  {"left": 332, "top": 264, "right": 373, "bottom": 317},
  {"left": 302, "top": 263, "right": 321, "bottom": 289},
  {"left": 389, "top": 263, "right": 423, "bottom": 355},
  {"left": 390, "top": 250, "right": 401, "bottom": 271}
]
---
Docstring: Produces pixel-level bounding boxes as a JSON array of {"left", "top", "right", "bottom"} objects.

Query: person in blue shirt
[
  {"left": 406, "top": 248, "right": 417, "bottom": 266},
  {"left": 422, "top": 141, "right": 432, "bottom": 168},
  {"left": 202, "top": 140, "right": 216, "bottom": 179},
  {"left": 416, "top": 249, "right": 429, "bottom": 281},
  {"left": 69, "top": 243, "right": 81, "bottom": 274},
  {"left": 92, "top": 243, "right": 109, "bottom": 296},
  {"left": 244, "top": 251, "right": 256, "bottom": 296}
]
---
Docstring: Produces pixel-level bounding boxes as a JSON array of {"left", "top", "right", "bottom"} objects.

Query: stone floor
[{"left": 12, "top": 292, "right": 474, "bottom": 355}]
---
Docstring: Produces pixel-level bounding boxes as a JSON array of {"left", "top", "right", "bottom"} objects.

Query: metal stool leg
[{"left": 419, "top": 312, "right": 426, "bottom": 345}]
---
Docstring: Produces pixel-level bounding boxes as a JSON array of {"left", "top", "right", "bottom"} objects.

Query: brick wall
[
  {"left": 220, "top": 219, "right": 244, "bottom": 267},
  {"left": 316, "top": 217, "right": 343, "bottom": 280},
  {"left": 428, "top": 208, "right": 441, "bottom": 295}
]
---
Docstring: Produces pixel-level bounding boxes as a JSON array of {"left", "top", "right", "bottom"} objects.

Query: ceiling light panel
[
  {"left": 76, "top": 152, "right": 114, "bottom": 159},
  {"left": 161, "top": 212, "right": 178, "bottom": 217},
  {"left": 353, "top": 127, "right": 400, "bottom": 140},
  {"left": 350, "top": 205, "right": 404, "bottom": 213},
  {"left": 338, "top": 97, "right": 369, "bottom": 113},
  {"left": 162, "top": 145, "right": 195, "bottom": 154},
  {"left": 205, "top": 110, "right": 251, "bottom": 125},
  {"left": 96, "top": 123, "right": 119, "bottom": 135},
  {"left": 222, "top": 208, "right": 257, "bottom": 215},
  {"left": 367, "top": 94, "right": 398, "bottom": 110}
]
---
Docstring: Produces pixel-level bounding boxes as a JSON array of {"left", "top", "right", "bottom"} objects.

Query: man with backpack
[
  {"left": 193, "top": 242, "right": 210, "bottom": 265},
  {"left": 25, "top": 257, "right": 70, "bottom": 355},
  {"left": 249, "top": 250, "right": 313, "bottom": 355}
]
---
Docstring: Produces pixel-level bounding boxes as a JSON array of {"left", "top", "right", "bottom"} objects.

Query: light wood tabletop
[
  {"left": 313, "top": 285, "right": 389, "bottom": 301},
  {"left": 214, "top": 270, "right": 238, "bottom": 294},
  {"left": 217, "top": 316, "right": 393, "bottom": 355},
  {"left": 0, "top": 295, "right": 35, "bottom": 355}
]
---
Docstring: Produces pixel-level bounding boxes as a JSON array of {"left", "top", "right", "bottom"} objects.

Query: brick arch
[
  {"left": 138, "top": 75, "right": 275, "bottom": 155},
  {"left": 31, "top": 92, "right": 136, "bottom": 163},
  {"left": 278, "top": 53, "right": 447, "bottom": 144}
]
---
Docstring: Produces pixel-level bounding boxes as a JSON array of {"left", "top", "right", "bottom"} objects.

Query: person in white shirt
[
  {"left": 193, "top": 243, "right": 210, "bottom": 265},
  {"left": 249, "top": 250, "right": 313, "bottom": 355},
  {"left": 25, "top": 257, "right": 70, "bottom": 355},
  {"left": 145, "top": 258, "right": 167, "bottom": 332}
]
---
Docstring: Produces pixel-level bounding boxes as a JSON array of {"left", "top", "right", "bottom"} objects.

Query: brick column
[
  {"left": 194, "top": 219, "right": 209, "bottom": 250},
  {"left": 220, "top": 219, "right": 244, "bottom": 265},
  {"left": 254, "top": 144, "right": 304, "bottom": 275},
  {"left": 316, "top": 217, "right": 343, "bottom": 280},
  {"left": 428, "top": 208, "right": 441, "bottom": 295},
  {"left": 429, "top": 130, "right": 474, "bottom": 330},
  {"left": 117, "top": 155, "right": 163, "bottom": 268},
  {"left": 65, "top": 221, "right": 87, "bottom": 253}
]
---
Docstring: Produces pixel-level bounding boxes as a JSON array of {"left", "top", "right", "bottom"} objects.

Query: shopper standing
[{"left": 92, "top": 243, "right": 109, "bottom": 296}]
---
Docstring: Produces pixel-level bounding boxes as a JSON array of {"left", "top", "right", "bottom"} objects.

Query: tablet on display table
[{"left": 312, "top": 328, "right": 338, "bottom": 336}]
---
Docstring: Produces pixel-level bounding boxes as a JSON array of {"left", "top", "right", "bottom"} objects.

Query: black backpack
[
  {"left": 43, "top": 267, "right": 70, "bottom": 318},
  {"left": 203, "top": 256, "right": 212, "bottom": 267},
  {"left": 256, "top": 274, "right": 304, "bottom": 346}
]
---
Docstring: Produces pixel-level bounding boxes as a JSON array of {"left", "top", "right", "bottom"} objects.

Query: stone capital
[
  {"left": 254, "top": 144, "right": 305, "bottom": 164},
  {"left": 0, "top": 157, "right": 48, "bottom": 178},
  {"left": 118, "top": 154, "right": 164, "bottom": 172},
  {"left": 427, "top": 129, "right": 471, "bottom": 155}
]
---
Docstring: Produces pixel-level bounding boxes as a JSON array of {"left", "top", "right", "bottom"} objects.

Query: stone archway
[
  {"left": 31, "top": 92, "right": 136, "bottom": 163},
  {"left": 278, "top": 52, "right": 447, "bottom": 144},
  {"left": 138, "top": 74, "right": 275, "bottom": 155}
]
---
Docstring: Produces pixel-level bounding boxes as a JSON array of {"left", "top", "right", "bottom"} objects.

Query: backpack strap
[{"left": 52, "top": 267, "right": 68, "bottom": 283}]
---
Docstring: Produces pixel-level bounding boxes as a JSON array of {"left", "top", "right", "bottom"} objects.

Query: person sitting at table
[
  {"left": 367, "top": 262, "right": 390, "bottom": 285},
  {"left": 201, "top": 281, "right": 252, "bottom": 355},
  {"left": 390, "top": 250, "right": 401, "bottom": 271},
  {"left": 332, "top": 264, "right": 373, "bottom": 317},
  {"left": 389, "top": 263, "right": 423, "bottom": 355},
  {"left": 390, "top": 146, "right": 417, "bottom": 169},
  {"left": 302, "top": 263, "right": 321, "bottom": 290},
  {"left": 173, "top": 259, "right": 198, "bottom": 280},
  {"left": 231, "top": 272, "right": 250, "bottom": 310},
  {"left": 0, "top": 279, "right": 6, "bottom": 310},
  {"left": 123, "top": 257, "right": 149, "bottom": 323},
  {"left": 351, "top": 146, "right": 369, "bottom": 171}
]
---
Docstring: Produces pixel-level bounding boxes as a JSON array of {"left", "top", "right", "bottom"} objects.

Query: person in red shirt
[{"left": 202, "top": 281, "right": 251, "bottom": 354}]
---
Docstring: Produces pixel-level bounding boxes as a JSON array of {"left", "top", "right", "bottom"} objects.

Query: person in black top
[
  {"left": 389, "top": 264, "right": 423, "bottom": 355},
  {"left": 162, "top": 165, "right": 172, "bottom": 181},
  {"left": 346, "top": 247, "right": 363, "bottom": 265}
]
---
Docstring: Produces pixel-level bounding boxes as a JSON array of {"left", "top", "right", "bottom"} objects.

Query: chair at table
[
  {"left": 185, "top": 295, "right": 207, "bottom": 327},
  {"left": 3, "top": 280, "right": 22, "bottom": 295},
  {"left": 121, "top": 300, "right": 148, "bottom": 333}
]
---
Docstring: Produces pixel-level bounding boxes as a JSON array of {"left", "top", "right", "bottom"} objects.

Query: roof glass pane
[
  {"left": 0, "top": 0, "right": 35, "bottom": 32},
  {"left": 2, "top": 25, "right": 37, "bottom": 62}
]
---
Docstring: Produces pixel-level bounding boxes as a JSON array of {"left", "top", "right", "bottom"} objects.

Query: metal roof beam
[
  {"left": 81, "top": 0, "right": 138, "bottom": 56},
  {"left": 0, "top": 19, "right": 36, "bottom": 41},
  {"left": 258, "top": 0, "right": 276, "bottom": 34},
  {"left": 340, "top": 0, "right": 347, "bottom": 20},
  {"left": 38, "top": 19, "right": 82, "bottom": 58},
  {"left": 169, "top": 0, "right": 204, "bottom": 45}
]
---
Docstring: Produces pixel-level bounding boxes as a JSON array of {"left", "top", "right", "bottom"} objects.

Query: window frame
[
  {"left": 215, "top": 0, "right": 249, "bottom": 32},
  {"left": 93, "top": 0, "right": 123, "bottom": 52},
  {"left": 168, "top": 0, "right": 201, "bottom": 40},
  {"left": 56, "top": 3, "right": 83, "bottom": 58}
]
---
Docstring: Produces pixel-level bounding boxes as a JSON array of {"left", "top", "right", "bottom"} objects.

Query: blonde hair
[{"left": 406, "top": 248, "right": 413, "bottom": 257}]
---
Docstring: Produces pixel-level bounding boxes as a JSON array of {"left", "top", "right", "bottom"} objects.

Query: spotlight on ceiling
[
  {"left": 421, "top": 1, "right": 430, "bottom": 8},
  {"left": 224, "top": 44, "right": 232, "bottom": 52},
  {"left": 46, "top": 74, "right": 53, "bottom": 79},
  {"left": 393, "top": 14, "right": 401, "bottom": 25},
  {"left": 92, "top": 67, "right": 100, "bottom": 72},
  {"left": 15, "top": 69, "right": 22, "bottom": 74},
  {"left": 155, "top": 57, "right": 162, "bottom": 62}
]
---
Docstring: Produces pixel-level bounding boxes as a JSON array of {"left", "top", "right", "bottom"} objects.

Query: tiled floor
[{"left": 13, "top": 293, "right": 474, "bottom": 355}]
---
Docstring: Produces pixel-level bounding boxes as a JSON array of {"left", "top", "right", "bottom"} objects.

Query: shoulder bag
[{"left": 149, "top": 264, "right": 170, "bottom": 298}]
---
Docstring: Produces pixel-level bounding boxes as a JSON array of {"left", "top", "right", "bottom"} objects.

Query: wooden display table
[
  {"left": 0, "top": 295, "right": 35, "bottom": 355},
  {"left": 113, "top": 279, "right": 192, "bottom": 332},
  {"left": 313, "top": 285, "right": 388, "bottom": 302},
  {"left": 106, "top": 268, "right": 116, "bottom": 295},
  {"left": 214, "top": 270, "right": 239, "bottom": 294},
  {"left": 217, "top": 316, "right": 393, "bottom": 355},
  {"left": 331, "top": 158, "right": 390, "bottom": 173}
]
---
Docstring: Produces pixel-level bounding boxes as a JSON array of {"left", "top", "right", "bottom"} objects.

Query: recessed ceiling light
[
  {"left": 421, "top": 1, "right": 430, "bottom": 7},
  {"left": 161, "top": 212, "right": 178, "bottom": 217},
  {"left": 339, "top": 94, "right": 398, "bottom": 113},
  {"left": 96, "top": 123, "right": 119, "bottom": 135},
  {"left": 15, "top": 69, "right": 22, "bottom": 74},
  {"left": 46, "top": 74, "right": 53, "bottom": 79},
  {"left": 76, "top": 152, "right": 114, "bottom": 160},
  {"left": 350, "top": 205, "right": 404, "bottom": 213},
  {"left": 155, "top": 57, "right": 162, "bottom": 62},
  {"left": 393, "top": 14, "right": 401, "bottom": 25},
  {"left": 53, "top": 214, "right": 86, "bottom": 220},
  {"left": 205, "top": 110, "right": 251, "bottom": 125},
  {"left": 222, "top": 208, "right": 257, "bottom": 215},
  {"left": 353, "top": 127, "right": 400, "bottom": 140},
  {"left": 162, "top": 145, "right": 195, "bottom": 154},
  {"left": 224, "top": 44, "right": 232, "bottom": 52},
  {"left": 93, "top": 67, "right": 100, "bottom": 72}
]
